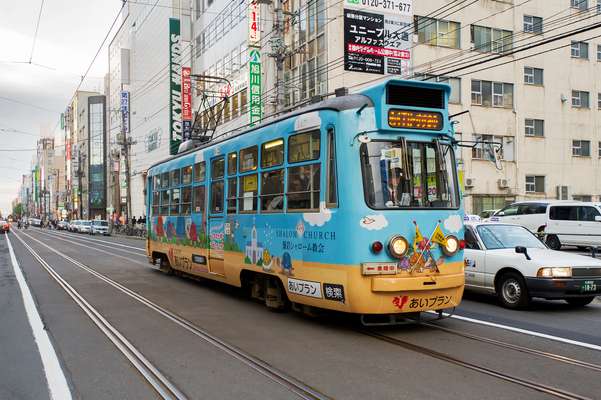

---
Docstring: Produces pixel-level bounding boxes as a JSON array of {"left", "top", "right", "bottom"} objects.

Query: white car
[
  {"left": 544, "top": 202, "right": 601, "bottom": 250},
  {"left": 464, "top": 221, "right": 601, "bottom": 308},
  {"left": 491, "top": 200, "right": 572, "bottom": 233},
  {"left": 78, "top": 220, "right": 92, "bottom": 234}
]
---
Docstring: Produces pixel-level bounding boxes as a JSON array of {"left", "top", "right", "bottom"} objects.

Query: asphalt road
[{"left": 2, "top": 227, "right": 601, "bottom": 400}]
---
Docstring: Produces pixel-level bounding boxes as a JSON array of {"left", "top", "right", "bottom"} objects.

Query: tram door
[{"left": 208, "top": 156, "right": 226, "bottom": 275}]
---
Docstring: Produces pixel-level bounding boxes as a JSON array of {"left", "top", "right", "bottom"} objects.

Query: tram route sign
[
  {"left": 343, "top": 8, "right": 412, "bottom": 75},
  {"left": 249, "top": 49, "right": 262, "bottom": 126}
]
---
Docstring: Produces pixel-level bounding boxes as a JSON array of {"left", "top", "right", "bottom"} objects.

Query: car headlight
[
  {"left": 537, "top": 267, "right": 572, "bottom": 278},
  {"left": 388, "top": 235, "right": 409, "bottom": 258},
  {"left": 441, "top": 235, "right": 460, "bottom": 256}
]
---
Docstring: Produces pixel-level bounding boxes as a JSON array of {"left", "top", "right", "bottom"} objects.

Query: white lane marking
[
  {"left": 5, "top": 234, "right": 73, "bottom": 400},
  {"left": 429, "top": 311, "right": 601, "bottom": 352},
  {"left": 39, "top": 230, "right": 146, "bottom": 257}
]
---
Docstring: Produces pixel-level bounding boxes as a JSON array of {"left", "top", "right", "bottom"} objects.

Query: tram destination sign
[
  {"left": 388, "top": 109, "right": 443, "bottom": 130},
  {"left": 343, "top": 7, "right": 412, "bottom": 75}
]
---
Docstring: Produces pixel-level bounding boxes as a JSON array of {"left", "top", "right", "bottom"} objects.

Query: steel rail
[
  {"left": 12, "top": 231, "right": 188, "bottom": 400},
  {"left": 361, "top": 331, "right": 592, "bottom": 400},
  {"left": 16, "top": 230, "right": 331, "bottom": 400},
  {"left": 421, "top": 322, "right": 601, "bottom": 372}
]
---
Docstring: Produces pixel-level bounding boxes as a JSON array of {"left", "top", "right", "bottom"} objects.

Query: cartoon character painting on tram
[{"left": 146, "top": 78, "right": 465, "bottom": 320}]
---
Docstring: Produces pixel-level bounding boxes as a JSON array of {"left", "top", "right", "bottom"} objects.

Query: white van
[
  {"left": 544, "top": 203, "right": 601, "bottom": 250},
  {"left": 491, "top": 201, "right": 551, "bottom": 232}
]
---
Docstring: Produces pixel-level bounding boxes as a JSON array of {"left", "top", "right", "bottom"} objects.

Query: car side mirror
[
  {"left": 595, "top": 216, "right": 601, "bottom": 222},
  {"left": 515, "top": 246, "right": 531, "bottom": 260},
  {"left": 497, "top": 211, "right": 505, "bottom": 216}
]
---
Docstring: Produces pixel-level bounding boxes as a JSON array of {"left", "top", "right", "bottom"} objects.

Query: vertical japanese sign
[
  {"left": 120, "top": 91, "right": 130, "bottom": 134},
  {"left": 248, "top": 2, "right": 260, "bottom": 47},
  {"left": 181, "top": 66, "right": 192, "bottom": 141},
  {"left": 343, "top": 1, "right": 413, "bottom": 76},
  {"left": 249, "top": 49, "right": 262, "bottom": 126},
  {"left": 169, "top": 18, "right": 182, "bottom": 155}
]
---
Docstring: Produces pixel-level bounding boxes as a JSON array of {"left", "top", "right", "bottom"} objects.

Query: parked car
[
  {"left": 0, "top": 220, "right": 9, "bottom": 234},
  {"left": 479, "top": 209, "right": 499, "bottom": 220},
  {"left": 90, "top": 220, "right": 109, "bottom": 235},
  {"left": 491, "top": 200, "right": 577, "bottom": 233},
  {"left": 68, "top": 220, "right": 79, "bottom": 232},
  {"left": 29, "top": 218, "right": 42, "bottom": 227},
  {"left": 78, "top": 220, "right": 92, "bottom": 234},
  {"left": 544, "top": 202, "right": 601, "bottom": 250},
  {"left": 57, "top": 220, "right": 69, "bottom": 230},
  {"left": 464, "top": 221, "right": 601, "bottom": 308}
]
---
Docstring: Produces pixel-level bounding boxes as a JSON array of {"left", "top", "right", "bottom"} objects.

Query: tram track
[
  {"left": 11, "top": 232, "right": 188, "bottom": 400},
  {"left": 13, "top": 229, "right": 332, "bottom": 400},
  {"left": 361, "top": 330, "right": 593, "bottom": 400},
  {"left": 37, "top": 228, "right": 146, "bottom": 255}
]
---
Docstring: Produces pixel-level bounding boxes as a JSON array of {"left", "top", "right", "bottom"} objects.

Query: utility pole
[{"left": 269, "top": 0, "right": 286, "bottom": 112}]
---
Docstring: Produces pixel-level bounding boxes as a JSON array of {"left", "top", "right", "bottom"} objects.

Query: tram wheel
[
  {"left": 159, "top": 255, "right": 174, "bottom": 275},
  {"left": 265, "top": 277, "right": 289, "bottom": 312}
]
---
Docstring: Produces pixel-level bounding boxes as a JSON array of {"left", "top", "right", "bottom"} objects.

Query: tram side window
[
  {"left": 240, "top": 146, "right": 258, "bottom": 172},
  {"left": 288, "top": 131, "right": 320, "bottom": 163},
  {"left": 326, "top": 129, "right": 338, "bottom": 207},
  {"left": 261, "top": 139, "right": 284, "bottom": 168},
  {"left": 211, "top": 158, "right": 225, "bottom": 179},
  {"left": 210, "top": 181, "right": 224, "bottom": 213},
  {"left": 181, "top": 187, "right": 192, "bottom": 215},
  {"left": 170, "top": 188, "right": 181, "bottom": 215},
  {"left": 160, "top": 190, "right": 170, "bottom": 215},
  {"left": 239, "top": 174, "right": 258, "bottom": 212},
  {"left": 194, "top": 161, "right": 206, "bottom": 182},
  {"left": 153, "top": 175, "right": 160, "bottom": 191},
  {"left": 161, "top": 172, "right": 170, "bottom": 188},
  {"left": 193, "top": 186, "right": 206, "bottom": 213},
  {"left": 287, "top": 163, "right": 320, "bottom": 211},
  {"left": 182, "top": 166, "right": 193, "bottom": 185},
  {"left": 171, "top": 169, "right": 181, "bottom": 187},
  {"left": 261, "top": 169, "right": 284, "bottom": 212},
  {"left": 228, "top": 152, "right": 237, "bottom": 175},
  {"left": 152, "top": 191, "right": 159, "bottom": 215},
  {"left": 227, "top": 177, "right": 237, "bottom": 213}
]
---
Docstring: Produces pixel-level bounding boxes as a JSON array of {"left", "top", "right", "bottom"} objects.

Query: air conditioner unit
[
  {"left": 498, "top": 178, "right": 509, "bottom": 189},
  {"left": 556, "top": 185, "right": 570, "bottom": 200},
  {"left": 465, "top": 177, "right": 475, "bottom": 188}
]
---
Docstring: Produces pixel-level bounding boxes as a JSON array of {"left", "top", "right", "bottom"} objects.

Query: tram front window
[{"left": 360, "top": 140, "right": 459, "bottom": 209}]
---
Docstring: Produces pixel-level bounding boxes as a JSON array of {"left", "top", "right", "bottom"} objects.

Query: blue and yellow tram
[{"left": 146, "top": 78, "right": 465, "bottom": 318}]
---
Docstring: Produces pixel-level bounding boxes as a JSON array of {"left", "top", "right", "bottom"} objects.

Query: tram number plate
[
  {"left": 287, "top": 278, "right": 322, "bottom": 299},
  {"left": 581, "top": 281, "right": 597, "bottom": 293}
]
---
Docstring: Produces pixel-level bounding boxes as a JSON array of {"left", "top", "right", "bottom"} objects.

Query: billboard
[
  {"left": 169, "top": 18, "right": 183, "bottom": 155},
  {"left": 120, "top": 91, "right": 130, "bottom": 134},
  {"left": 343, "top": 5, "right": 412, "bottom": 76},
  {"left": 182, "top": 66, "right": 192, "bottom": 141}
]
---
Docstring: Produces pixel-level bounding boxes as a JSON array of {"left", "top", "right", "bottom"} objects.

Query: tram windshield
[{"left": 361, "top": 140, "right": 459, "bottom": 209}]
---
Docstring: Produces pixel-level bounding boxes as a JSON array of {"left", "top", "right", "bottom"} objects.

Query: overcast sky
[{"left": 0, "top": 0, "right": 123, "bottom": 216}]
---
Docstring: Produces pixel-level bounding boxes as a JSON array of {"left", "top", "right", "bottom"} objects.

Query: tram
[{"left": 145, "top": 78, "right": 465, "bottom": 319}]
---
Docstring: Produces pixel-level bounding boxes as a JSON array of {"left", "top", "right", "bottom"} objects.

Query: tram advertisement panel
[{"left": 343, "top": 8, "right": 412, "bottom": 75}]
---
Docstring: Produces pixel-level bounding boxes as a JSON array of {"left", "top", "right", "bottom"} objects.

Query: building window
[
  {"left": 523, "top": 67, "right": 543, "bottom": 85},
  {"left": 599, "top": 141, "right": 601, "bottom": 157},
  {"left": 525, "top": 119, "right": 544, "bottom": 137},
  {"left": 572, "top": 90, "right": 590, "bottom": 108},
  {"left": 597, "top": 44, "right": 601, "bottom": 61},
  {"left": 472, "top": 195, "right": 514, "bottom": 216},
  {"left": 471, "top": 80, "right": 513, "bottom": 108},
  {"left": 573, "top": 195, "right": 593, "bottom": 202},
  {"left": 472, "top": 134, "right": 513, "bottom": 161},
  {"left": 598, "top": 0, "right": 601, "bottom": 14},
  {"left": 598, "top": 93, "right": 601, "bottom": 109},
  {"left": 415, "top": 16, "right": 461, "bottom": 48},
  {"left": 571, "top": 41, "right": 589, "bottom": 59},
  {"left": 572, "top": 140, "right": 591, "bottom": 157},
  {"left": 525, "top": 175, "right": 545, "bottom": 193},
  {"left": 571, "top": 0, "right": 588, "bottom": 10},
  {"left": 523, "top": 15, "right": 543, "bottom": 33},
  {"left": 471, "top": 25, "right": 513, "bottom": 53}
]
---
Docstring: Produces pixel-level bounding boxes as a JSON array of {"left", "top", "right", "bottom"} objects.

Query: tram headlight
[
  {"left": 442, "top": 235, "right": 460, "bottom": 257},
  {"left": 388, "top": 236, "right": 409, "bottom": 258}
]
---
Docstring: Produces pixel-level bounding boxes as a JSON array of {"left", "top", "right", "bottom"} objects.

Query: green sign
[
  {"left": 169, "top": 18, "right": 182, "bottom": 155},
  {"left": 249, "top": 49, "right": 262, "bottom": 126}
]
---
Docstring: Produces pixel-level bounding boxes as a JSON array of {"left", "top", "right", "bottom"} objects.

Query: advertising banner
[
  {"left": 248, "top": 2, "right": 260, "bottom": 46},
  {"left": 120, "top": 91, "right": 130, "bottom": 134},
  {"left": 249, "top": 49, "right": 262, "bottom": 126},
  {"left": 344, "top": 0, "right": 412, "bottom": 16},
  {"left": 169, "top": 18, "right": 183, "bottom": 155},
  {"left": 343, "top": 8, "right": 412, "bottom": 75},
  {"left": 182, "top": 66, "right": 192, "bottom": 140}
]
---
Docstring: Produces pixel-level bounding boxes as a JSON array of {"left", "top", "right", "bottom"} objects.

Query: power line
[
  {"left": 0, "top": 95, "right": 62, "bottom": 114},
  {"left": 29, "top": 0, "right": 45, "bottom": 64}
]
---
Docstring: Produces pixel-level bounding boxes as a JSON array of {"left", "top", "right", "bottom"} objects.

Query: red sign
[
  {"left": 347, "top": 43, "right": 410, "bottom": 59},
  {"left": 182, "top": 67, "right": 192, "bottom": 121},
  {"left": 66, "top": 139, "right": 71, "bottom": 161}
]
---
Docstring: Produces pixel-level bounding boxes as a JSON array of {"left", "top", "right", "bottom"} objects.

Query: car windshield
[
  {"left": 83, "top": 221, "right": 91, "bottom": 226},
  {"left": 93, "top": 221, "right": 108, "bottom": 226},
  {"left": 360, "top": 140, "right": 459, "bottom": 209},
  {"left": 477, "top": 225, "right": 546, "bottom": 250}
]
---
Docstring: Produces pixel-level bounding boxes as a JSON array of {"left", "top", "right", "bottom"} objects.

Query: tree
[{"left": 12, "top": 203, "right": 23, "bottom": 218}]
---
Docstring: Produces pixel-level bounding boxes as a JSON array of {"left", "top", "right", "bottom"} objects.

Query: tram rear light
[
  {"left": 371, "top": 241, "right": 383, "bottom": 253},
  {"left": 459, "top": 240, "right": 466, "bottom": 250}
]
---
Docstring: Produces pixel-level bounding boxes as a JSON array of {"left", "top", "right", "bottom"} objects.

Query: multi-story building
[{"left": 36, "top": 137, "right": 55, "bottom": 218}]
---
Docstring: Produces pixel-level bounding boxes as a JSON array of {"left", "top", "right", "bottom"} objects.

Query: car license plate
[{"left": 581, "top": 280, "right": 598, "bottom": 293}]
